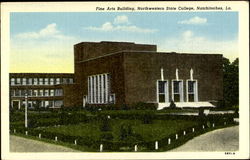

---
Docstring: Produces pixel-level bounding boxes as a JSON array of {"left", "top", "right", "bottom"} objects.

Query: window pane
[
  {"left": 44, "top": 89, "right": 49, "bottom": 96},
  {"left": 11, "top": 78, "right": 15, "bottom": 85},
  {"left": 173, "top": 81, "right": 180, "bottom": 93},
  {"left": 69, "top": 78, "right": 73, "bottom": 84},
  {"left": 159, "top": 94, "right": 165, "bottom": 103},
  {"left": 11, "top": 90, "right": 14, "bottom": 96},
  {"left": 188, "top": 94, "right": 194, "bottom": 102},
  {"left": 158, "top": 81, "right": 165, "bottom": 93},
  {"left": 44, "top": 78, "right": 49, "bottom": 85},
  {"left": 22, "top": 78, "right": 26, "bottom": 85},
  {"left": 39, "top": 78, "right": 43, "bottom": 85},
  {"left": 188, "top": 81, "right": 194, "bottom": 93},
  {"left": 39, "top": 90, "right": 43, "bottom": 96},
  {"left": 27, "top": 78, "right": 32, "bottom": 85},
  {"left": 56, "top": 78, "right": 60, "bottom": 84},
  {"left": 34, "top": 78, "right": 38, "bottom": 85},
  {"left": 50, "top": 89, "right": 54, "bottom": 96},
  {"left": 50, "top": 78, "right": 54, "bottom": 85},
  {"left": 16, "top": 78, "right": 21, "bottom": 85},
  {"left": 174, "top": 94, "right": 180, "bottom": 102}
]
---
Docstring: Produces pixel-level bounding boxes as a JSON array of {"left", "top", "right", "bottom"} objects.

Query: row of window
[
  {"left": 11, "top": 100, "right": 63, "bottom": 108},
  {"left": 87, "top": 73, "right": 115, "bottom": 104},
  {"left": 10, "top": 89, "right": 63, "bottom": 97},
  {"left": 157, "top": 80, "right": 198, "bottom": 103},
  {"left": 10, "top": 77, "right": 74, "bottom": 86}
]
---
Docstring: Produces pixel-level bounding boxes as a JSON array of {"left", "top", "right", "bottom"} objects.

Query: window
[
  {"left": 44, "top": 101, "right": 49, "bottom": 108},
  {"left": 33, "top": 90, "right": 38, "bottom": 96},
  {"left": 44, "top": 78, "right": 49, "bottom": 85},
  {"left": 55, "top": 89, "right": 63, "bottom": 96},
  {"left": 50, "top": 78, "right": 54, "bottom": 85},
  {"left": 16, "top": 78, "right": 21, "bottom": 85},
  {"left": 34, "top": 78, "right": 38, "bottom": 85},
  {"left": 28, "top": 90, "right": 32, "bottom": 96},
  {"left": 39, "top": 90, "right": 44, "bottom": 96},
  {"left": 27, "top": 78, "right": 32, "bottom": 85},
  {"left": 15, "top": 89, "right": 20, "bottom": 96},
  {"left": 172, "top": 80, "right": 183, "bottom": 102},
  {"left": 63, "top": 78, "right": 68, "bottom": 84},
  {"left": 44, "top": 89, "right": 49, "bottom": 96},
  {"left": 69, "top": 78, "right": 73, "bottom": 84},
  {"left": 50, "top": 89, "right": 54, "bottom": 96},
  {"left": 11, "top": 90, "right": 14, "bottom": 96},
  {"left": 56, "top": 78, "right": 60, "bottom": 84},
  {"left": 11, "top": 78, "right": 15, "bottom": 85},
  {"left": 54, "top": 100, "right": 63, "bottom": 107},
  {"left": 39, "top": 78, "right": 43, "bottom": 85},
  {"left": 87, "top": 73, "right": 111, "bottom": 104},
  {"left": 157, "top": 80, "right": 168, "bottom": 103},
  {"left": 21, "top": 90, "right": 25, "bottom": 97},
  {"left": 49, "top": 101, "right": 54, "bottom": 107},
  {"left": 187, "top": 80, "right": 198, "bottom": 102},
  {"left": 22, "top": 78, "right": 27, "bottom": 85}
]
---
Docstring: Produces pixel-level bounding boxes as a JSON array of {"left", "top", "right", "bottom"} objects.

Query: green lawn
[{"left": 36, "top": 119, "right": 197, "bottom": 142}]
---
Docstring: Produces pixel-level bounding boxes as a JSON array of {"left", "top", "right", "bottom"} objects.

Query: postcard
[{"left": 1, "top": 1, "right": 249, "bottom": 160}]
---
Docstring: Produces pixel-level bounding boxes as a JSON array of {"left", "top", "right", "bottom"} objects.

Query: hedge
[{"left": 10, "top": 112, "right": 237, "bottom": 151}]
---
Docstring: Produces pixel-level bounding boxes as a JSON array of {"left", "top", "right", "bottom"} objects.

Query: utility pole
[{"left": 25, "top": 93, "right": 28, "bottom": 128}]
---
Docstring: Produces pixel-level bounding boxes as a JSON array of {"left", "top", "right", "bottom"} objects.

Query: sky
[{"left": 10, "top": 12, "right": 238, "bottom": 73}]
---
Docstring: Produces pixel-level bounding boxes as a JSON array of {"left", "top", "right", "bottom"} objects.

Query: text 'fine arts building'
[{"left": 10, "top": 41, "right": 223, "bottom": 110}]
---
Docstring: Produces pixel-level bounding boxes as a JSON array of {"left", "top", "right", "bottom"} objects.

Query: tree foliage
[{"left": 222, "top": 57, "right": 239, "bottom": 108}]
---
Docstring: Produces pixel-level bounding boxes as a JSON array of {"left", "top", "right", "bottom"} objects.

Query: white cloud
[
  {"left": 113, "top": 15, "right": 130, "bottom": 25},
  {"left": 15, "top": 23, "right": 74, "bottom": 41},
  {"left": 178, "top": 16, "right": 207, "bottom": 25},
  {"left": 158, "top": 30, "right": 238, "bottom": 61},
  {"left": 85, "top": 15, "right": 157, "bottom": 33}
]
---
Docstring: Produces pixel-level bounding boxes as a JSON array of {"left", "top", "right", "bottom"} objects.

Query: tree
[{"left": 222, "top": 57, "right": 239, "bottom": 108}]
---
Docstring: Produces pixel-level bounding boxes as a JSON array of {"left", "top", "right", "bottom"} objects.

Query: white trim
[
  {"left": 156, "top": 80, "right": 169, "bottom": 103},
  {"left": 186, "top": 79, "right": 198, "bottom": 102},
  {"left": 172, "top": 79, "right": 184, "bottom": 102}
]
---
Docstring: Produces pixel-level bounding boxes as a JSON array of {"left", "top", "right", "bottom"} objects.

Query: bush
[
  {"left": 133, "top": 102, "right": 157, "bottom": 110},
  {"left": 100, "top": 118, "right": 112, "bottom": 132},
  {"left": 59, "top": 112, "right": 88, "bottom": 125},
  {"left": 169, "top": 100, "right": 176, "bottom": 108},
  {"left": 100, "top": 132, "right": 114, "bottom": 141},
  {"left": 142, "top": 114, "right": 153, "bottom": 124}
]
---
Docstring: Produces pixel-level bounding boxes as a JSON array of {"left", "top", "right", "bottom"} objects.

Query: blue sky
[{"left": 10, "top": 12, "right": 238, "bottom": 73}]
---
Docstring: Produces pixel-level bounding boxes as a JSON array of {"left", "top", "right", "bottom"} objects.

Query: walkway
[
  {"left": 170, "top": 126, "right": 239, "bottom": 152},
  {"left": 10, "top": 135, "right": 80, "bottom": 152}
]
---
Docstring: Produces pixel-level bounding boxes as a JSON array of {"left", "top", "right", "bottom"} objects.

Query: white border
[{"left": 1, "top": 1, "right": 249, "bottom": 159}]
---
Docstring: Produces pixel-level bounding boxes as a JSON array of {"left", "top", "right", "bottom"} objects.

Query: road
[
  {"left": 10, "top": 135, "right": 80, "bottom": 152},
  {"left": 170, "top": 126, "right": 239, "bottom": 152}
]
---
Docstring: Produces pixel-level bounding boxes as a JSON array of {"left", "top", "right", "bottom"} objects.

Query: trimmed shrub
[
  {"left": 133, "top": 102, "right": 157, "bottom": 110},
  {"left": 100, "top": 132, "right": 114, "bottom": 141}
]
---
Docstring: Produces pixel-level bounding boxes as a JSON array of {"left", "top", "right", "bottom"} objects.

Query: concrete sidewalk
[
  {"left": 170, "top": 126, "right": 239, "bottom": 152},
  {"left": 10, "top": 135, "right": 80, "bottom": 152}
]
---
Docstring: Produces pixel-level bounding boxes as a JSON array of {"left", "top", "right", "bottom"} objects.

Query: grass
[
  {"left": 34, "top": 119, "right": 197, "bottom": 143},
  {"left": 10, "top": 109, "right": 238, "bottom": 152}
]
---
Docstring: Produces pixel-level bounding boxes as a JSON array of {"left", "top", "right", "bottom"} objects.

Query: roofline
[{"left": 74, "top": 41, "right": 156, "bottom": 47}]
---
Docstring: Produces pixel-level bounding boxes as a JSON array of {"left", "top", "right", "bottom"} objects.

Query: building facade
[
  {"left": 74, "top": 41, "right": 223, "bottom": 109},
  {"left": 9, "top": 73, "right": 74, "bottom": 109},
  {"left": 10, "top": 41, "right": 223, "bottom": 109}
]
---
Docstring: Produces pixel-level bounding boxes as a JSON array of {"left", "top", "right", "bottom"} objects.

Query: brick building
[
  {"left": 74, "top": 41, "right": 223, "bottom": 109},
  {"left": 10, "top": 41, "right": 223, "bottom": 109},
  {"left": 9, "top": 73, "right": 74, "bottom": 109}
]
